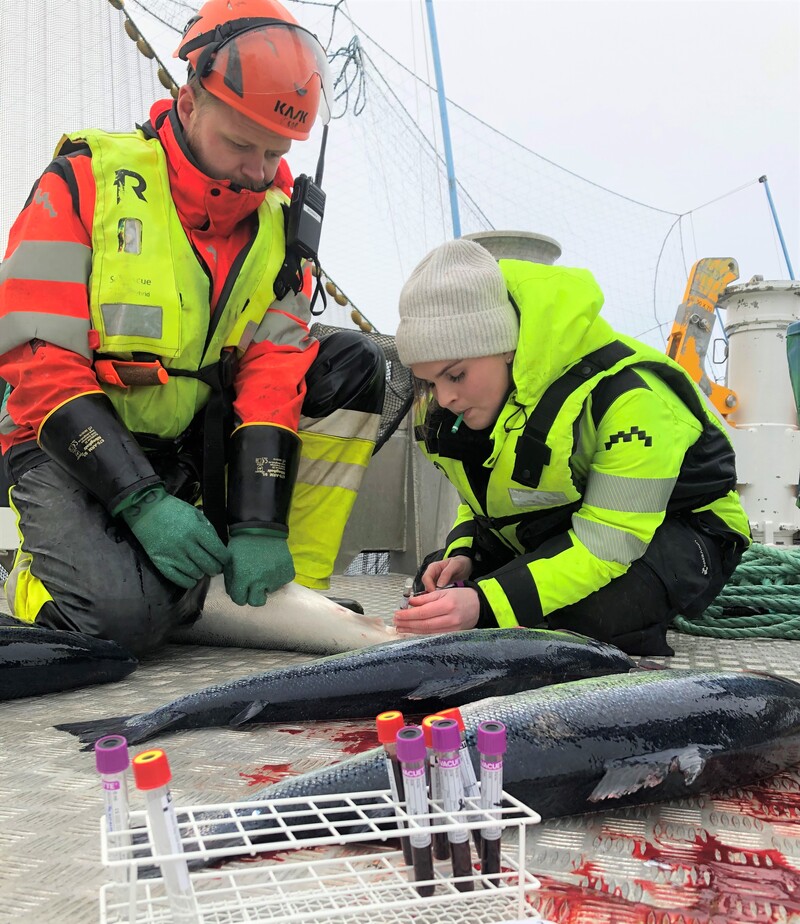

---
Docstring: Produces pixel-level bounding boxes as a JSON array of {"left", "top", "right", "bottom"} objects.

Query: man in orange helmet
[{"left": 0, "top": 0, "right": 385, "bottom": 654}]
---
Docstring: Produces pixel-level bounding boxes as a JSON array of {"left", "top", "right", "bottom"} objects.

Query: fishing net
[
  {"left": 4, "top": 0, "right": 755, "bottom": 375},
  {"left": 4, "top": 0, "right": 779, "bottom": 576},
  {"left": 310, "top": 322, "right": 412, "bottom": 454},
  {"left": 0, "top": 0, "right": 165, "bottom": 254}
]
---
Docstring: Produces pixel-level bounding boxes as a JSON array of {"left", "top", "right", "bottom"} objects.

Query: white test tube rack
[{"left": 98, "top": 787, "right": 543, "bottom": 924}]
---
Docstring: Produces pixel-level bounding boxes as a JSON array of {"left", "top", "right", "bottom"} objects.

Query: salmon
[
  {"left": 54, "top": 627, "right": 635, "bottom": 748},
  {"left": 170, "top": 576, "right": 397, "bottom": 653},
  {"left": 228, "top": 668, "right": 800, "bottom": 822},
  {"left": 0, "top": 624, "right": 137, "bottom": 700}
]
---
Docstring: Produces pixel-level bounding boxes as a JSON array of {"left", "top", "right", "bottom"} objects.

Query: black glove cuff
[
  {"left": 38, "top": 392, "right": 161, "bottom": 512},
  {"left": 227, "top": 425, "right": 301, "bottom": 532}
]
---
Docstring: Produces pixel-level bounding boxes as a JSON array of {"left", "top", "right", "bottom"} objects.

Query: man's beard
[
  {"left": 184, "top": 123, "right": 269, "bottom": 193},
  {"left": 237, "top": 178, "right": 270, "bottom": 193}
]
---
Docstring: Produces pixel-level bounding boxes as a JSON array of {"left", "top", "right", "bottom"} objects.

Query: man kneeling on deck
[{"left": 0, "top": 0, "right": 384, "bottom": 654}]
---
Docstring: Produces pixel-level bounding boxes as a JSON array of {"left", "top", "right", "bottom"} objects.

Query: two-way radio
[
  {"left": 285, "top": 174, "right": 325, "bottom": 263},
  {"left": 273, "top": 125, "right": 328, "bottom": 309}
]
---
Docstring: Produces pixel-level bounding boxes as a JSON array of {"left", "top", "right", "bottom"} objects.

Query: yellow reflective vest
[
  {"left": 415, "top": 261, "right": 751, "bottom": 627},
  {"left": 57, "top": 128, "right": 288, "bottom": 439}
]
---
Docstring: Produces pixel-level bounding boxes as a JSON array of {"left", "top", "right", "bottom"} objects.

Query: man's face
[{"left": 178, "top": 85, "right": 292, "bottom": 191}]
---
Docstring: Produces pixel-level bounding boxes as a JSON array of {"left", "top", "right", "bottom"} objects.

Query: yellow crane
[{"left": 665, "top": 257, "right": 740, "bottom": 419}]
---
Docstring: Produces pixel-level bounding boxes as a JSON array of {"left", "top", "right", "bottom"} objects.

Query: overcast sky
[
  {"left": 335, "top": 0, "right": 799, "bottom": 286},
  {"left": 5, "top": 0, "right": 795, "bottom": 339},
  {"left": 120, "top": 0, "right": 799, "bottom": 336}
]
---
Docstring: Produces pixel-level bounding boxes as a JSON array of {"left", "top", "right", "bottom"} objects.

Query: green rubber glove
[
  {"left": 224, "top": 529, "right": 295, "bottom": 607},
  {"left": 116, "top": 485, "right": 230, "bottom": 589}
]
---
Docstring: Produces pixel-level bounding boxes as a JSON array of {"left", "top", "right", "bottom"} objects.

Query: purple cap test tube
[
  {"left": 477, "top": 720, "right": 507, "bottom": 757},
  {"left": 431, "top": 718, "right": 474, "bottom": 892},
  {"left": 430, "top": 718, "right": 461, "bottom": 754},
  {"left": 95, "top": 735, "right": 131, "bottom": 882},
  {"left": 96, "top": 735, "right": 130, "bottom": 774},
  {"left": 396, "top": 725, "right": 434, "bottom": 896},
  {"left": 396, "top": 726, "right": 427, "bottom": 763},
  {"left": 476, "top": 720, "right": 507, "bottom": 884}
]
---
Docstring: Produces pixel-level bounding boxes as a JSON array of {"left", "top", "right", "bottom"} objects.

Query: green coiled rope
[{"left": 672, "top": 542, "right": 800, "bottom": 639}]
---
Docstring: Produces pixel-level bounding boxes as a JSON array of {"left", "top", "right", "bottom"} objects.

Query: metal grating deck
[{"left": 1, "top": 573, "right": 800, "bottom": 923}]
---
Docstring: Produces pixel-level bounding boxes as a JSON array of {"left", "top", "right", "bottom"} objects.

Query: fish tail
[{"left": 53, "top": 715, "right": 136, "bottom": 750}]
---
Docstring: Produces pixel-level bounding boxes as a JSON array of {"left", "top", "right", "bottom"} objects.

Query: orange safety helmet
[{"left": 175, "top": 0, "right": 332, "bottom": 141}]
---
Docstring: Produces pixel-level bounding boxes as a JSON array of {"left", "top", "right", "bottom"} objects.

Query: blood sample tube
[
  {"left": 477, "top": 720, "right": 507, "bottom": 885},
  {"left": 95, "top": 735, "right": 131, "bottom": 883},
  {"left": 435, "top": 706, "right": 481, "bottom": 850},
  {"left": 132, "top": 749, "right": 199, "bottom": 922},
  {"left": 431, "top": 718, "right": 474, "bottom": 892},
  {"left": 421, "top": 714, "right": 450, "bottom": 860},
  {"left": 376, "top": 710, "right": 413, "bottom": 866},
  {"left": 395, "top": 725, "right": 435, "bottom": 896}
]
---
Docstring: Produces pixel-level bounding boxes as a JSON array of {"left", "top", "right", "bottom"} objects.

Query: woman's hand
[
  {"left": 393, "top": 586, "right": 480, "bottom": 635},
  {"left": 420, "top": 554, "right": 473, "bottom": 592}
]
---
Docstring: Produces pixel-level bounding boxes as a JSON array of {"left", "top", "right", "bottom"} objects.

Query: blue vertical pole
[
  {"left": 759, "top": 175, "right": 795, "bottom": 280},
  {"left": 424, "top": 0, "right": 461, "bottom": 239}
]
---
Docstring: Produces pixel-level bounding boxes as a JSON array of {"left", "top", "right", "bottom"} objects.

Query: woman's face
[{"left": 412, "top": 353, "right": 513, "bottom": 431}]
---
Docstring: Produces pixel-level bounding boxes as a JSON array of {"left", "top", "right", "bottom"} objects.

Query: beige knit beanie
[{"left": 395, "top": 238, "right": 519, "bottom": 366}]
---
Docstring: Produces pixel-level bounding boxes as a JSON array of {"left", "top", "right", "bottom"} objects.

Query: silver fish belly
[{"left": 170, "top": 576, "right": 398, "bottom": 654}]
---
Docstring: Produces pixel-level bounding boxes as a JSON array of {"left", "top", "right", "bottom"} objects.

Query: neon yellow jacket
[
  {"left": 415, "top": 261, "right": 751, "bottom": 627},
  {"left": 54, "top": 127, "right": 289, "bottom": 438}
]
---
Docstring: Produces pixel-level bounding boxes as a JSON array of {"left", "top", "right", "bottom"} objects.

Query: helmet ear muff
[{"left": 193, "top": 40, "right": 219, "bottom": 78}]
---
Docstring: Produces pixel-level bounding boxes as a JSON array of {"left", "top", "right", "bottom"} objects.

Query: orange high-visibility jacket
[{"left": 0, "top": 99, "right": 318, "bottom": 453}]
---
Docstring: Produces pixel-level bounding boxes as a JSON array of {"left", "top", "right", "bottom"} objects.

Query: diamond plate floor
[{"left": 1, "top": 574, "right": 800, "bottom": 923}]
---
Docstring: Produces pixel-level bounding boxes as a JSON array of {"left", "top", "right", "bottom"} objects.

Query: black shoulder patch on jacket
[
  {"left": 23, "top": 148, "right": 89, "bottom": 215},
  {"left": 512, "top": 340, "right": 636, "bottom": 488},
  {"left": 604, "top": 426, "right": 653, "bottom": 450},
  {"left": 590, "top": 367, "right": 650, "bottom": 429}
]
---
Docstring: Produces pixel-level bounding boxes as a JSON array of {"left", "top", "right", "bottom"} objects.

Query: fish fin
[
  {"left": 403, "top": 670, "right": 508, "bottom": 701},
  {"left": 54, "top": 710, "right": 186, "bottom": 751},
  {"left": 675, "top": 744, "right": 709, "bottom": 785},
  {"left": 229, "top": 701, "right": 267, "bottom": 727},
  {"left": 325, "top": 596, "right": 364, "bottom": 615},
  {"left": 632, "top": 659, "right": 670, "bottom": 671},
  {"left": 54, "top": 715, "right": 135, "bottom": 750},
  {"left": 588, "top": 745, "right": 710, "bottom": 802}
]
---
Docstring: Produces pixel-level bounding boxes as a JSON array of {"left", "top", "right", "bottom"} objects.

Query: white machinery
[{"left": 719, "top": 277, "right": 800, "bottom": 545}]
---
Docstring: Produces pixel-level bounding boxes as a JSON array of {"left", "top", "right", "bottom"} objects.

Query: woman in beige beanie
[{"left": 392, "top": 238, "right": 750, "bottom": 656}]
